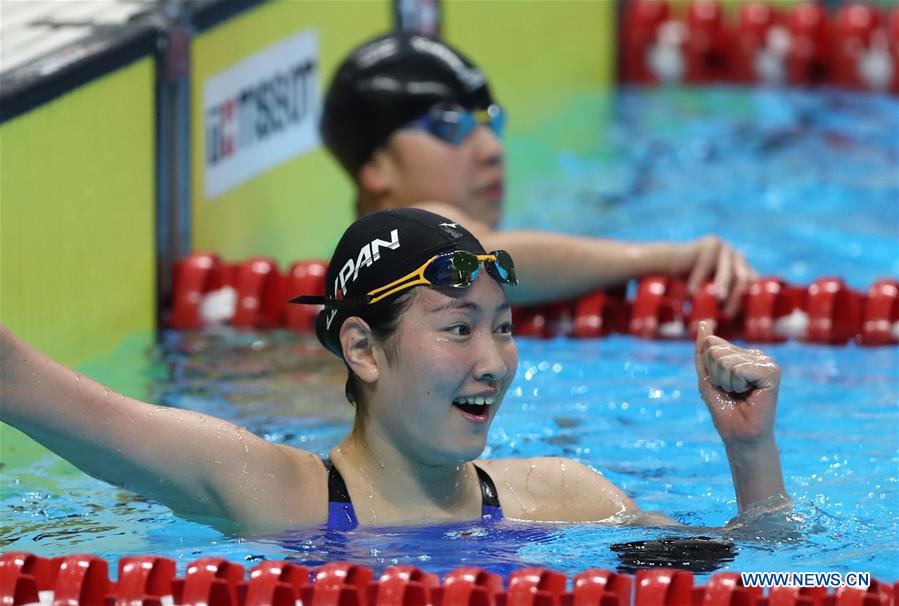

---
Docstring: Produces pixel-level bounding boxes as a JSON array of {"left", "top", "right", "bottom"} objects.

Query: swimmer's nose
[
  {"left": 473, "top": 334, "right": 508, "bottom": 384},
  {"left": 470, "top": 124, "right": 504, "bottom": 167}
]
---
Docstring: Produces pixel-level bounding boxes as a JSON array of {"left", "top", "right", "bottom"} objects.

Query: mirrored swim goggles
[
  {"left": 406, "top": 104, "right": 506, "bottom": 146},
  {"left": 291, "top": 250, "right": 517, "bottom": 309}
]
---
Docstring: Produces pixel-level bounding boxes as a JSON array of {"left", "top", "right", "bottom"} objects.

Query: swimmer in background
[
  {"left": 0, "top": 209, "right": 789, "bottom": 531},
  {"left": 321, "top": 34, "right": 757, "bottom": 316}
]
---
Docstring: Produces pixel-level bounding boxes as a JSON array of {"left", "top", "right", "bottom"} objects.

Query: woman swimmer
[{"left": 0, "top": 209, "right": 788, "bottom": 531}]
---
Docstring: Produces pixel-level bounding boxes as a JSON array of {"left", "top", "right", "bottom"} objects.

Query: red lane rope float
[
  {"left": 732, "top": 2, "right": 777, "bottom": 84},
  {"left": 621, "top": 0, "right": 670, "bottom": 86},
  {"left": 861, "top": 279, "right": 899, "bottom": 346},
  {"left": 1, "top": 553, "right": 894, "bottom": 606},
  {"left": 831, "top": 4, "right": 883, "bottom": 91},
  {"left": 284, "top": 260, "right": 328, "bottom": 333},
  {"left": 786, "top": 2, "right": 831, "bottom": 87},
  {"left": 619, "top": 0, "right": 899, "bottom": 93},
  {"left": 167, "top": 253, "right": 898, "bottom": 346},
  {"left": 684, "top": 0, "right": 728, "bottom": 84},
  {"left": 231, "top": 258, "right": 285, "bottom": 329},
  {"left": 170, "top": 253, "right": 231, "bottom": 330}
]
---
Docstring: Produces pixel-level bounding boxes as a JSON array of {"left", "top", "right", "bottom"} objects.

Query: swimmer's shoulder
[
  {"left": 213, "top": 445, "right": 329, "bottom": 531},
  {"left": 477, "top": 457, "right": 639, "bottom": 523}
]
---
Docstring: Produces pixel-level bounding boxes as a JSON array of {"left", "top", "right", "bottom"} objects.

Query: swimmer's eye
[{"left": 496, "top": 321, "right": 513, "bottom": 335}]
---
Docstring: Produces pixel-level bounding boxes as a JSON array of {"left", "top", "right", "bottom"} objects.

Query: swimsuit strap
[
  {"left": 474, "top": 464, "right": 504, "bottom": 522},
  {"left": 323, "top": 458, "right": 359, "bottom": 530},
  {"left": 322, "top": 459, "right": 503, "bottom": 529}
]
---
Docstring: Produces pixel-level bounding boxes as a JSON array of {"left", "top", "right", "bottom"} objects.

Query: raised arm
[
  {"left": 0, "top": 326, "right": 326, "bottom": 529},
  {"left": 694, "top": 321, "right": 789, "bottom": 514},
  {"left": 416, "top": 201, "right": 756, "bottom": 315}
]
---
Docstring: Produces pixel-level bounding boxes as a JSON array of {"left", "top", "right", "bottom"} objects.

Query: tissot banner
[{"left": 203, "top": 28, "right": 319, "bottom": 199}]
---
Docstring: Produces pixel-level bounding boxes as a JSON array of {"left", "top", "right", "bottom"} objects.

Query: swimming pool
[{"left": 2, "top": 87, "right": 897, "bottom": 582}]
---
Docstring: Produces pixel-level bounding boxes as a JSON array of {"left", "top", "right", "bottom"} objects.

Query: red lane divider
[
  {"left": 0, "top": 554, "right": 894, "bottom": 606},
  {"left": 832, "top": 4, "right": 883, "bottom": 91},
  {"left": 684, "top": 0, "right": 727, "bottom": 84},
  {"left": 572, "top": 569, "right": 632, "bottom": 606},
  {"left": 694, "top": 572, "right": 762, "bottom": 606},
  {"left": 231, "top": 258, "right": 284, "bottom": 329},
  {"left": 373, "top": 566, "right": 438, "bottom": 606},
  {"left": 0, "top": 551, "right": 60, "bottom": 593},
  {"left": 242, "top": 561, "right": 310, "bottom": 606},
  {"left": 630, "top": 276, "right": 687, "bottom": 340},
  {"left": 53, "top": 554, "right": 111, "bottom": 606},
  {"left": 634, "top": 569, "right": 694, "bottom": 606},
  {"left": 621, "top": 0, "right": 670, "bottom": 85},
  {"left": 504, "top": 568, "right": 567, "bottom": 606},
  {"left": 619, "top": 0, "right": 899, "bottom": 93},
  {"left": 117, "top": 556, "right": 176, "bottom": 605},
  {"left": 806, "top": 277, "right": 864, "bottom": 345},
  {"left": 312, "top": 562, "right": 373, "bottom": 606},
  {"left": 170, "top": 253, "right": 231, "bottom": 330},
  {"left": 284, "top": 260, "right": 328, "bottom": 332},
  {"left": 175, "top": 558, "right": 244, "bottom": 606},
  {"left": 441, "top": 567, "right": 503, "bottom": 606},
  {"left": 861, "top": 279, "right": 899, "bottom": 346},
  {"left": 572, "top": 287, "right": 629, "bottom": 339},
  {"left": 0, "top": 564, "right": 40, "bottom": 606},
  {"left": 732, "top": 2, "right": 777, "bottom": 84},
  {"left": 787, "top": 2, "right": 831, "bottom": 87},
  {"left": 166, "top": 253, "right": 897, "bottom": 347},
  {"left": 892, "top": 9, "right": 899, "bottom": 95}
]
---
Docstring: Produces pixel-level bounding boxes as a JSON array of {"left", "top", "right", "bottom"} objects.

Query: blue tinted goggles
[{"left": 407, "top": 104, "right": 506, "bottom": 146}]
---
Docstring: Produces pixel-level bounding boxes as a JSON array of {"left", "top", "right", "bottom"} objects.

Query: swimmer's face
[
  {"left": 372, "top": 123, "right": 506, "bottom": 228},
  {"left": 369, "top": 274, "right": 517, "bottom": 464}
]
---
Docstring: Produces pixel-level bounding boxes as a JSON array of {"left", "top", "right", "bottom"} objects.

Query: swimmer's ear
[{"left": 340, "top": 317, "right": 380, "bottom": 385}]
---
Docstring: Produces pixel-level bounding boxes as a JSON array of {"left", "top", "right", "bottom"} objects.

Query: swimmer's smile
[{"left": 452, "top": 394, "right": 496, "bottom": 424}]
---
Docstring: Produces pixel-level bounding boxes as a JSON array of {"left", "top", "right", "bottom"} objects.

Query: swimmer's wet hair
[{"left": 321, "top": 33, "right": 494, "bottom": 176}]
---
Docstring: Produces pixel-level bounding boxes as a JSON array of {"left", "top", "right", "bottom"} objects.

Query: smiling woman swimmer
[{"left": 0, "top": 209, "right": 789, "bottom": 532}]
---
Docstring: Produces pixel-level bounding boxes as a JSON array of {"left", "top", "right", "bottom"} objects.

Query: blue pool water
[{"left": 2, "top": 87, "right": 897, "bottom": 581}]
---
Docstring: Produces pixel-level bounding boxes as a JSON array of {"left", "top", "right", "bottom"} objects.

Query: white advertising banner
[{"left": 203, "top": 28, "right": 319, "bottom": 199}]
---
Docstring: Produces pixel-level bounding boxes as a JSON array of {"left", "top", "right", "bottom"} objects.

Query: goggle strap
[
  {"left": 290, "top": 250, "right": 516, "bottom": 308},
  {"left": 367, "top": 266, "right": 428, "bottom": 299},
  {"left": 289, "top": 294, "right": 371, "bottom": 309},
  {"left": 367, "top": 276, "right": 432, "bottom": 304}
]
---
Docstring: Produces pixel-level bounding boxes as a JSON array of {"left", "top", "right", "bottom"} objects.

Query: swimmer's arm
[
  {"left": 0, "top": 326, "right": 325, "bottom": 528},
  {"left": 480, "top": 457, "right": 680, "bottom": 526},
  {"left": 694, "top": 322, "right": 790, "bottom": 515},
  {"left": 415, "top": 201, "right": 754, "bottom": 314}
]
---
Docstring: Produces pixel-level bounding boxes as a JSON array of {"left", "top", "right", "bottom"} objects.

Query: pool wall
[{"left": 0, "top": 49, "right": 158, "bottom": 468}]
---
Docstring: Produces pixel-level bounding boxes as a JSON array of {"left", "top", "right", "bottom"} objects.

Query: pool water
[{"left": 2, "top": 87, "right": 897, "bottom": 581}]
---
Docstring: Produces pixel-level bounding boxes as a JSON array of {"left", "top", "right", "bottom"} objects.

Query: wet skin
[{"left": 367, "top": 123, "right": 506, "bottom": 229}]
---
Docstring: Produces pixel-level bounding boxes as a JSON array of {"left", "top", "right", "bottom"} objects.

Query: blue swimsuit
[{"left": 323, "top": 459, "right": 504, "bottom": 531}]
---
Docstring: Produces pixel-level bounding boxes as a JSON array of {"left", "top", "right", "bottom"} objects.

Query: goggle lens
[
  {"left": 422, "top": 250, "right": 516, "bottom": 290},
  {"left": 414, "top": 105, "right": 506, "bottom": 146},
  {"left": 486, "top": 249, "right": 516, "bottom": 284}
]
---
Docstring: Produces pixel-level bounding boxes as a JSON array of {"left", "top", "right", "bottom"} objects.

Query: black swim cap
[
  {"left": 321, "top": 33, "right": 495, "bottom": 176},
  {"left": 294, "top": 208, "right": 486, "bottom": 357}
]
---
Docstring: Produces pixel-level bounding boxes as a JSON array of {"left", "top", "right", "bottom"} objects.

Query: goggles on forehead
[
  {"left": 290, "top": 250, "right": 517, "bottom": 309},
  {"left": 367, "top": 249, "right": 517, "bottom": 304},
  {"left": 407, "top": 104, "right": 506, "bottom": 146}
]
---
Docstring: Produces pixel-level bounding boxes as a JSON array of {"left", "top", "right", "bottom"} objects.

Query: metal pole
[{"left": 154, "top": 0, "right": 192, "bottom": 334}]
